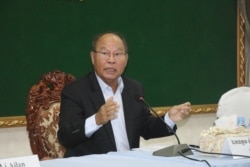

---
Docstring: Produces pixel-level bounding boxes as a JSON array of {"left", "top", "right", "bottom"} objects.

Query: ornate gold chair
[{"left": 26, "top": 70, "right": 75, "bottom": 160}]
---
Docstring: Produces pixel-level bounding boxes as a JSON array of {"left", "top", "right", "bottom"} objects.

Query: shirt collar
[{"left": 95, "top": 73, "right": 124, "bottom": 94}]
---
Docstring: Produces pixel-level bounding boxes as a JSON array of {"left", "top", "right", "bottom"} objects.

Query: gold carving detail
[
  {"left": 153, "top": 104, "right": 217, "bottom": 116},
  {"left": 0, "top": 116, "right": 27, "bottom": 128},
  {"left": 0, "top": 104, "right": 217, "bottom": 128},
  {"left": 238, "top": 11, "right": 245, "bottom": 86}
]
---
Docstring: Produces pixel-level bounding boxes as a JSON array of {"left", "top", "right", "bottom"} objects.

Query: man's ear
[
  {"left": 90, "top": 51, "right": 95, "bottom": 65},
  {"left": 124, "top": 54, "right": 129, "bottom": 67}
]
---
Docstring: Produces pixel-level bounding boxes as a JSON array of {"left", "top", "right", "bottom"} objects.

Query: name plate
[
  {"left": 0, "top": 155, "right": 40, "bottom": 167},
  {"left": 222, "top": 136, "right": 250, "bottom": 159}
]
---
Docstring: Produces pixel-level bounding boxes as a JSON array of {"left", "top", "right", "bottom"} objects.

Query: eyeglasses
[{"left": 94, "top": 51, "right": 127, "bottom": 59}]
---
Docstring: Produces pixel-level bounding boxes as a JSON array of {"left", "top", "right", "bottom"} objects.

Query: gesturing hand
[
  {"left": 95, "top": 96, "right": 120, "bottom": 125},
  {"left": 168, "top": 102, "right": 191, "bottom": 122}
]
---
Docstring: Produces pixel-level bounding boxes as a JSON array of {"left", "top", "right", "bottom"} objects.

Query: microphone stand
[{"left": 139, "top": 97, "right": 193, "bottom": 157}]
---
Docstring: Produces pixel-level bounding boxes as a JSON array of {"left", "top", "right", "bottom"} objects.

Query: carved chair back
[{"left": 26, "top": 70, "right": 75, "bottom": 160}]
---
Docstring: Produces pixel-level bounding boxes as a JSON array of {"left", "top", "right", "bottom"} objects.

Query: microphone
[{"left": 138, "top": 96, "right": 193, "bottom": 157}]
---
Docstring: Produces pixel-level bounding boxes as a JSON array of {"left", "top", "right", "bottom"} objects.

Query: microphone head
[{"left": 139, "top": 96, "right": 144, "bottom": 101}]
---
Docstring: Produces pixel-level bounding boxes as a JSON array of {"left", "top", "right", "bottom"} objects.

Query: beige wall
[
  {"left": 0, "top": 113, "right": 216, "bottom": 159},
  {"left": 0, "top": 126, "right": 32, "bottom": 159}
]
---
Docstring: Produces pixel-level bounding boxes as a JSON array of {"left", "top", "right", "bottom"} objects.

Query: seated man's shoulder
[{"left": 122, "top": 76, "right": 142, "bottom": 88}]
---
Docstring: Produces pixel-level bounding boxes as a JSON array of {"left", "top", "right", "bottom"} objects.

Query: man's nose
[{"left": 107, "top": 54, "right": 116, "bottom": 62}]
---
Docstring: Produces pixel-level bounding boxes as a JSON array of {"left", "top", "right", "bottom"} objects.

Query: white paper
[
  {"left": 222, "top": 136, "right": 250, "bottom": 159},
  {"left": 0, "top": 155, "right": 40, "bottom": 167}
]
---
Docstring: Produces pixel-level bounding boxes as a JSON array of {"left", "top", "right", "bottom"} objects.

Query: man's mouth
[{"left": 105, "top": 68, "right": 116, "bottom": 73}]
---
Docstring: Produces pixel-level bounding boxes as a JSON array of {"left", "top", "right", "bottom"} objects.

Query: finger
[
  {"left": 174, "top": 104, "right": 187, "bottom": 111},
  {"left": 180, "top": 102, "right": 191, "bottom": 111},
  {"left": 179, "top": 108, "right": 190, "bottom": 117},
  {"left": 108, "top": 109, "right": 118, "bottom": 120},
  {"left": 184, "top": 102, "right": 191, "bottom": 106},
  {"left": 105, "top": 96, "right": 114, "bottom": 106},
  {"left": 105, "top": 97, "right": 120, "bottom": 109},
  {"left": 104, "top": 97, "right": 117, "bottom": 111},
  {"left": 178, "top": 110, "right": 187, "bottom": 119},
  {"left": 105, "top": 104, "right": 119, "bottom": 119},
  {"left": 106, "top": 102, "right": 119, "bottom": 113}
]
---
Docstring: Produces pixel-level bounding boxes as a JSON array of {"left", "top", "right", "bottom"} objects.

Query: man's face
[{"left": 90, "top": 33, "right": 128, "bottom": 85}]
